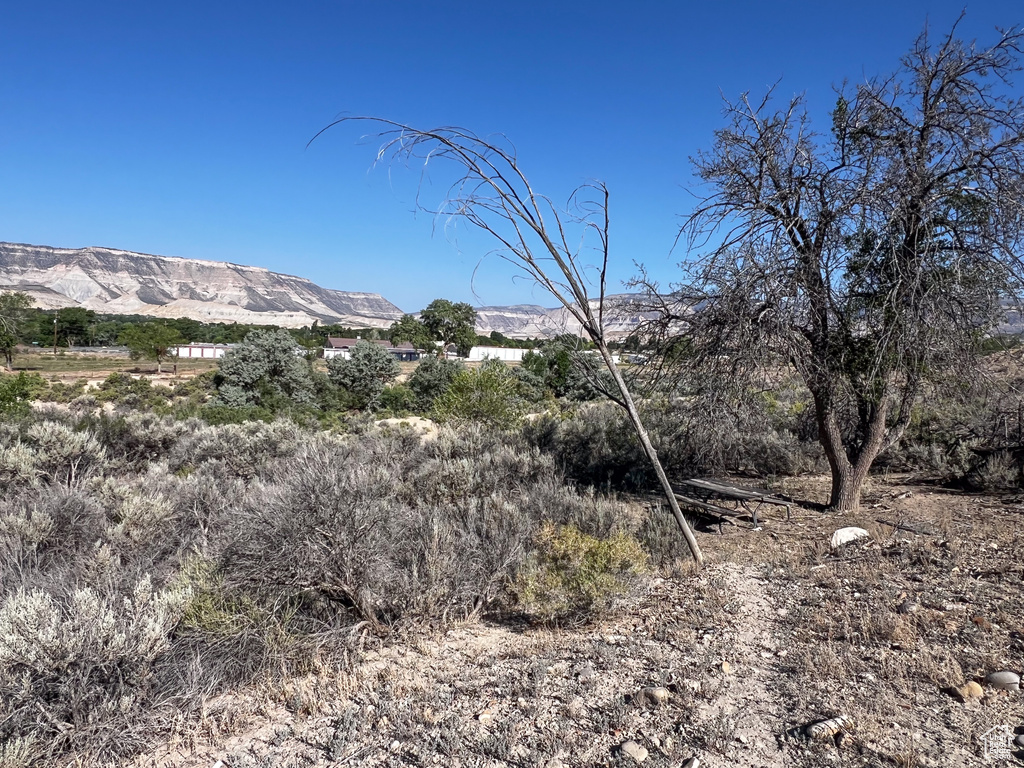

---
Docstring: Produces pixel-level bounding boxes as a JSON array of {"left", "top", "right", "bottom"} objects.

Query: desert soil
[{"left": 132, "top": 474, "right": 1023, "bottom": 768}]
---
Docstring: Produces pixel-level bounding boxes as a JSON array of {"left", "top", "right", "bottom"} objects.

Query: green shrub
[
  {"left": 433, "top": 359, "right": 524, "bottom": 429},
  {"left": 38, "top": 379, "right": 87, "bottom": 404},
  {"left": 378, "top": 383, "right": 416, "bottom": 415},
  {"left": 198, "top": 403, "right": 274, "bottom": 425},
  {"left": 216, "top": 329, "right": 315, "bottom": 408},
  {"left": 969, "top": 450, "right": 1021, "bottom": 491},
  {"left": 326, "top": 340, "right": 401, "bottom": 411},
  {"left": 408, "top": 355, "right": 463, "bottom": 410},
  {"left": 510, "top": 521, "right": 647, "bottom": 623},
  {"left": 0, "top": 373, "right": 47, "bottom": 416}
]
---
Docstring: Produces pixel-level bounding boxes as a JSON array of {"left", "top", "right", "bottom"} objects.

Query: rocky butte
[
  {"left": 0, "top": 242, "right": 405, "bottom": 329},
  {"left": 0, "top": 241, "right": 650, "bottom": 338}
]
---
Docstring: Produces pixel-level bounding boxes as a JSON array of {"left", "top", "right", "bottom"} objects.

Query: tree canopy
[
  {"left": 118, "top": 323, "right": 184, "bottom": 373},
  {"left": 388, "top": 313, "right": 433, "bottom": 351},
  {"left": 644, "top": 19, "right": 1024, "bottom": 512},
  {"left": 420, "top": 299, "right": 477, "bottom": 356}
]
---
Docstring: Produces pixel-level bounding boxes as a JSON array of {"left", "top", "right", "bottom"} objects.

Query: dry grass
[{"left": 124, "top": 473, "right": 1024, "bottom": 768}]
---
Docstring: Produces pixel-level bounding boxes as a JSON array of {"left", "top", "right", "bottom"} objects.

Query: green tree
[
  {"left": 0, "top": 292, "right": 32, "bottom": 371},
  {"left": 433, "top": 358, "right": 523, "bottom": 429},
  {"left": 388, "top": 314, "right": 433, "bottom": 350},
  {"left": 56, "top": 307, "right": 97, "bottom": 347},
  {"left": 327, "top": 340, "right": 401, "bottom": 411},
  {"left": 118, "top": 323, "right": 184, "bottom": 373},
  {"left": 420, "top": 299, "right": 477, "bottom": 356},
  {"left": 407, "top": 355, "right": 464, "bottom": 411},
  {"left": 216, "top": 328, "right": 315, "bottom": 408}
]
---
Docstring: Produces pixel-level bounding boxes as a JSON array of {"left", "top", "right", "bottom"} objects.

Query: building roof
[{"left": 325, "top": 337, "right": 393, "bottom": 349}]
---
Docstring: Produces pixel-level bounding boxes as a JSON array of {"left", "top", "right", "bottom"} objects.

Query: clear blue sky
[{"left": 1, "top": 1, "right": 1020, "bottom": 312}]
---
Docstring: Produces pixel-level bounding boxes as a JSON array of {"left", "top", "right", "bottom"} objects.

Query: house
[
  {"left": 323, "top": 337, "right": 420, "bottom": 362},
  {"left": 390, "top": 341, "right": 421, "bottom": 362}
]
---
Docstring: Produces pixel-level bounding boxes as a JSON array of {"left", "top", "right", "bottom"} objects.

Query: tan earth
[{"left": 129, "top": 474, "right": 1023, "bottom": 768}]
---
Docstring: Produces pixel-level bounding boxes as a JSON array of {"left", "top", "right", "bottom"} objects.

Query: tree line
[{"left": 0, "top": 296, "right": 546, "bottom": 372}]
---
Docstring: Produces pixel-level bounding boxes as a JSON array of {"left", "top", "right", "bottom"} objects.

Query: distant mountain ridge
[
  {"left": 0, "top": 241, "right": 646, "bottom": 339},
  {"left": 0, "top": 242, "right": 405, "bottom": 329}
]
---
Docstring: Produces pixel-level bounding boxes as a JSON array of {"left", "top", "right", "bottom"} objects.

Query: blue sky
[{"left": 1, "top": 1, "right": 1021, "bottom": 312}]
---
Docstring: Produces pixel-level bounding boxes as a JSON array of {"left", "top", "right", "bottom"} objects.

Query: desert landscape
[{"left": 3, "top": 5, "right": 1024, "bottom": 768}]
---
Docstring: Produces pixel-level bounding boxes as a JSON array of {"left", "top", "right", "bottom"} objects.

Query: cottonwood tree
[
  {"left": 388, "top": 313, "right": 433, "bottom": 350},
  {"left": 315, "top": 118, "right": 705, "bottom": 564},
  {"left": 118, "top": 323, "right": 183, "bottom": 373},
  {"left": 644, "top": 19, "right": 1024, "bottom": 512},
  {"left": 420, "top": 299, "right": 477, "bottom": 356}
]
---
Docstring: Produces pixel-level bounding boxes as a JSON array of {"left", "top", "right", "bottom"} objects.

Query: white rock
[
  {"left": 985, "top": 670, "right": 1021, "bottom": 691},
  {"left": 830, "top": 527, "right": 869, "bottom": 548},
  {"left": 620, "top": 740, "right": 648, "bottom": 763},
  {"left": 1014, "top": 733, "right": 1024, "bottom": 748},
  {"left": 641, "top": 686, "right": 671, "bottom": 705}
]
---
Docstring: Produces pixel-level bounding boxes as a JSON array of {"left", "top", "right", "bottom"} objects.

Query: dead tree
[
  {"left": 643, "top": 18, "right": 1024, "bottom": 513},
  {"left": 314, "top": 119, "right": 704, "bottom": 564}
]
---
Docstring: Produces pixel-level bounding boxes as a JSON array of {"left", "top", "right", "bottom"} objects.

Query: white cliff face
[
  {"left": 0, "top": 242, "right": 655, "bottom": 338},
  {"left": 0, "top": 242, "right": 406, "bottom": 328},
  {"left": 472, "top": 295, "right": 654, "bottom": 341}
]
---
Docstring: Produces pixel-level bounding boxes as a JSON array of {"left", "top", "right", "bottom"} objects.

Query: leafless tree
[
  {"left": 640, "top": 18, "right": 1024, "bottom": 512},
  {"left": 313, "top": 118, "right": 704, "bottom": 564}
]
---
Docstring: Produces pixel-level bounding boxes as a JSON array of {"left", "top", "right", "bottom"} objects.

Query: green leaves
[
  {"left": 326, "top": 340, "right": 401, "bottom": 411},
  {"left": 118, "top": 323, "right": 184, "bottom": 371},
  {"left": 420, "top": 299, "right": 477, "bottom": 357},
  {"left": 432, "top": 359, "right": 524, "bottom": 430},
  {"left": 216, "top": 329, "right": 315, "bottom": 408}
]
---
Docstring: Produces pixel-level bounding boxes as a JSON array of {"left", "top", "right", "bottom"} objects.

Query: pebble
[
  {"left": 620, "top": 740, "right": 648, "bottom": 763},
  {"left": 641, "top": 686, "right": 671, "bottom": 705},
  {"left": 985, "top": 670, "right": 1021, "bottom": 692},
  {"left": 576, "top": 663, "right": 596, "bottom": 682},
  {"left": 1014, "top": 733, "right": 1024, "bottom": 748},
  {"left": 681, "top": 759, "right": 700, "bottom": 768},
  {"left": 950, "top": 681, "right": 984, "bottom": 702},
  {"left": 721, "top": 661, "right": 733, "bottom": 674},
  {"left": 897, "top": 599, "right": 919, "bottom": 614}
]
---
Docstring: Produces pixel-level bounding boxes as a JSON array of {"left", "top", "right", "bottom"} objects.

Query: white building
[
  {"left": 466, "top": 346, "right": 530, "bottom": 362},
  {"left": 173, "top": 343, "right": 235, "bottom": 359},
  {"left": 324, "top": 337, "right": 420, "bottom": 361}
]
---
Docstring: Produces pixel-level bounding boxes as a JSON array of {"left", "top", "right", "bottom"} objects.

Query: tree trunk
[
  {"left": 813, "top": 387, "right": 891, "bottom": 514},
  {"left": 595, "top": 342, "right": 704, "bottom": 565},
  {"left": 3, "top": 351, "right": 11, "bottom": 372},
  {"left": 829, "top": 461, "right": 870, "bottom": 513}
]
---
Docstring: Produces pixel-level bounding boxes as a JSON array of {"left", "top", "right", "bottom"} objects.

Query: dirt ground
[
  {"left": 11, "top": 351, "right": 219, "bottom": 385},
  {"left": 131, "top": 474, "right": 1023, "bottom": 768}
]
